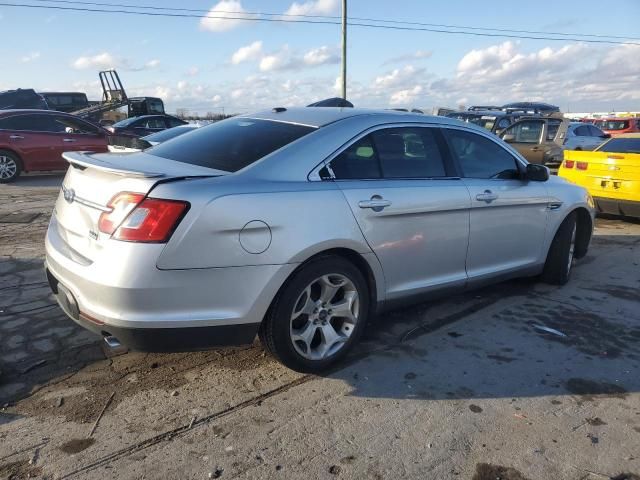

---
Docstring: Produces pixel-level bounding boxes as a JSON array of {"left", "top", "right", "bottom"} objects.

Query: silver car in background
[
  {"left": 564, "top": 122, "right": 610, "bottom": 151},
  {"left": 45, "top": 108, "right": 595, "bottom": 372}
]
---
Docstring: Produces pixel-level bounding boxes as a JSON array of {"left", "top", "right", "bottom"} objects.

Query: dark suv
[
  {"left": 447, "top": 108, "right": 520, "bottom": 134},
  {"left": 0, "top": 89, "right": 49, "bottom": 110}
]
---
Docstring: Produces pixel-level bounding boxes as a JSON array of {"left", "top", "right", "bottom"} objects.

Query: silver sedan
[{"left": 45, "top": 108, "right": 595, "bottom": 371}]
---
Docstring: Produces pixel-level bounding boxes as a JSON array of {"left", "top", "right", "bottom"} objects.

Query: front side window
[
  {"left": 149, "top": 118, "right": 315, "bottom": 172},
  {"left": 444, "top": 129, "right": 520, "bottom": 179},
  {"left": 142, "top": 118, "right": 166, "bottom": 129},
  {"left": 595, "top": 120, "right": 630, "bottom": 131},
  {"left": 503, "top": 121, "right": 544, "bottom": 144},
  {"left": 53, "top": 116, "right": 100, "bottom": 135},
  {"left": 588, "top": 125, "right": 605, "bottom": 137},
  {"left": 329, "top": 135, "right": 381, "bottom": 179},
  {"left": 574, "top": 125, "right": 590, "bottom": 136}
]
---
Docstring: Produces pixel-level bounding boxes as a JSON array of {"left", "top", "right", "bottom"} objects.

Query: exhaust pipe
[
  {"left": 102, "top": 334, "right": 128, "bottom": 357},
  {"left": 103, "top": 335, "right": 122, "bottom": 348}
]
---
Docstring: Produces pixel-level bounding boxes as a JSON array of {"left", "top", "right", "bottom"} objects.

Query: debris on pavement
[
  {"left": 89, "top": 392, "right": 115, "bottom": 437},
  {"left": 532, "top": 324, "right": 567, "bottom": 337}
]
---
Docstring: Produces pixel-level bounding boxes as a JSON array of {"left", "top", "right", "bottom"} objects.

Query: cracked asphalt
[{"left": 1, "top": 174, "right": 639, "bottom": 480}]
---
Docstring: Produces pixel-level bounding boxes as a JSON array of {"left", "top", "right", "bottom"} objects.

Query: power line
[
  {"left": 2, "top": 2, "right": 640, "bottom": 45},
  {"left": 26, "top": 0, "right": 640, "bottom": 42}
]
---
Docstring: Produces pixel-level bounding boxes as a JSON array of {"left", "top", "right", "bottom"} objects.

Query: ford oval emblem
[{"left": 63, "top": 187, "right": 76, "bottom": 204}]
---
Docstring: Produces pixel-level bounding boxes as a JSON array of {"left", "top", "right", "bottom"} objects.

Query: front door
[
  {"left": 325, "top": 126, "right": 471, "bottom": 299},
  {"left": 500, "top": 119, "right": 546, "bottom": 164},
  {"left": 443, "top": 128, "right": 549, "bottom": 280}
]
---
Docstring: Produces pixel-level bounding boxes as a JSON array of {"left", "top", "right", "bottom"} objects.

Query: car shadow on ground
[
  {"left": 1, "top": 233, "right": 639, "bottom": 418},
  {"left": 10, "top": 173, "right": 65, "bottom": 188}
]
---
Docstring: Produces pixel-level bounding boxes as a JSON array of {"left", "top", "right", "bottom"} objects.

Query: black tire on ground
[
  {"left": 0, "top": 150, "right": 22, "bottom": 183},
  {"left": 542, "top": 211, "right": 577, "bottom": 285},
  {"left": 259, "top": 255, "right": 370, "bottom": 373}
]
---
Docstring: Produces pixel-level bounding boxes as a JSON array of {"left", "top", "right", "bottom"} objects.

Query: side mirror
[
  {"left": 502, "top": 133, "right": 515, "bottom": 143},
  {"left": 525, "top": 163, "right": 549, "bottom": 182},
  {"left": 602, "top": 133, "right": 611, "bottom": 138}
]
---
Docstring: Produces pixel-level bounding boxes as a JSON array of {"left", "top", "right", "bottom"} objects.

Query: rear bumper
[
  {"left": 593, "top": 197, "right": 640, "bottom": 218},
  {"left": 45, "top": 217, "right": 298, "bottom": 351},
  {"left": 46, "top": 267, "right": 258, "bottom": 351}
]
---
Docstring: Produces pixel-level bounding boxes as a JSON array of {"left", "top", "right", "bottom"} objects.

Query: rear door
[
  {"left": 0, "top": 113, "right": 65, "bottom": 170},
  {"left": 443, "top": 128, "right": 549, "bottom": 281},
  {"left": 500, "top": 119, "right": 546, "bottom": 163},
  {"left": 326, "top": 125, "right": 471, "bottom": 299}
]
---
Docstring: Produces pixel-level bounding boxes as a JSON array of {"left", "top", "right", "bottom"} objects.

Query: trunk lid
[
  {"left": 53, "top": 151, "right": 222, "bottom": 262},
  {"left": 563, "top": 150, "right": 640, "bottom": 200}
]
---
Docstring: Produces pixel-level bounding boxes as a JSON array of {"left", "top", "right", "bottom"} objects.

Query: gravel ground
[{"left": 1, "top": 174, "right": 639, "bottom": 480}]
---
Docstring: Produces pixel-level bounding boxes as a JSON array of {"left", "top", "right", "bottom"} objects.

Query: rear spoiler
[{"left": 63, "top": 151, "right": 165, "bottom": 178}]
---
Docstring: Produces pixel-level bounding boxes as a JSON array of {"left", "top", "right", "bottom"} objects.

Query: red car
[
  {"left": 0, "top": 109, "right": 110, "bottom": 183},
  {"left": 593, "top": 117, "right": 640, "bottom": 137}
]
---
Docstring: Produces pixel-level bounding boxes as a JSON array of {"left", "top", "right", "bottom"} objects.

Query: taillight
[
  {"left": 576, "top": 161, "right": 588, "bottom": 170},
  {"left": 564, "top": 160, "right": 575, "bottom": 169},
  {"left": 99, "top": 192, "right": 145, "bottom": 235},
  {"left": 99, "top": 192, "right": 189, "bottom": 243}
]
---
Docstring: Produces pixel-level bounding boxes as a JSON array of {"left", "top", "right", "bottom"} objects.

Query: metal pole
[{"left": 341, "top": 0, "right": 347, "bottom": 100}]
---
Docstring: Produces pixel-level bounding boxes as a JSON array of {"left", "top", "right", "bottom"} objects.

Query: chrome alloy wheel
[
  {"left": 289, "top": 274, "right": 360, "bottom": 360},
  {"left": 0, "top": 155, "right": 17, "bottom": 180},
  {"left": 567, "top": 222, "right": 577, "bottom": 273}
]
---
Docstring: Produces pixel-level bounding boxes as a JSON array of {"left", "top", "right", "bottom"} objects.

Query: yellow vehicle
[{"left": 558, "top": 133, "right": 640, "bottom": 217}]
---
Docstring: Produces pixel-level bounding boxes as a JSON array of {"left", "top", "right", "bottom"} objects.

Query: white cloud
[
  {"left": 374, "top": 65, "right": 422, "bottom": 89},
  {"left": 231, "top": 40, "right": 263, "bottom": 64},
  {"left": 389, "top": 86, "right": 423, "bottom": 105},
  {"left": 200, "top": 0, "right": 257, "bottom": 32},
  {"left": 284, "top": 0, "right": 338, "bottom": 16},
  {"left": 303, "top": 46, "right": 339, "bottom": 66},
  {"left": 382, "top": 50, "right": 432, "bottom": 65},
  {"left": 72, "top": 52, "right": 118, "bottom": 70},
  {"left": 145, "top": 59, "right": 160, "bottom": 69},
  {"left": 21, "top": 52, "right": 40, "bottom": 63}
]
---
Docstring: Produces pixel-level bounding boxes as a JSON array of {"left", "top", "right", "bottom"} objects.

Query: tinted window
[
  {"left": 372, "top": 128, "right": 446, "bottom": 178},
  {"left": 0, "top": 114, "right": 58, "bottom": 132},
  {"left": 595, "top": 120, "right": 630, "bottom": 131},
  {"left": 329, "top": 135, "right": 381, "bottom": 179},
  {"left": 546, "top": 120, "right": 561, "bottom": 141},
  {"left": 139, "top": 117, "right": 165, "bottom": 129},
  {"left": 53, "top": 116, "right": 100, "bottom": 135},
  {"left": 574, "top": 125, "right": 590, "bottom": 136},
  {"left": 588, "top": 125, "right": 604, "bottom": 137},
  {"left": 597, "top": 138, "right": 640, "bottom": 154},
  {"left": 149, "top": 118, "right": 315, "bottom": 172},
  {"left": 504, "top": 121, "right": 543, "bottom": 143},
  {"left": 166, "top": 117, "right": 186, "bottom": 128},
  {"left": 496, "top": 117, "right": 511, "bottom": 129},
  {"left": 445, "top": 129, "right": 519, "bottom": 179}
]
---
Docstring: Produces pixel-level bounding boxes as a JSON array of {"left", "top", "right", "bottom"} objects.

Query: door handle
[
  {"left": 531, "top": 146, "right": 541, "bottom": 151},
  {"left": 63, "top": 138, "right": 77, "bottom": 143},
  {"left": 475, "top": 190, "right": 498, "bottom": 203},
  {"left": 9, "top": 135, "right": 24, "bottom": 140},
  {"left": 358, "top": 197, "right": 392, "bottom": 210}
]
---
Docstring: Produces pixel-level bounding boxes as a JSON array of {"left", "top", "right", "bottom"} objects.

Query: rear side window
[
  {"left": 149, "top": 118, "right": 315, "bottom": 172},
  {"left": 504, "top": 121, "right": 543, "bottom": 143},
  {"left": 574, "top": 125, "right": 590, "bottom": 136},
  {"left": 444, "top": 129, "right": 520, "bottom": 179},
  {"left": 0, "top": 114, "right": 58, "bottom": 132},
  {"left": 329, "top": 127, "right": 447, "bottom": 180}
]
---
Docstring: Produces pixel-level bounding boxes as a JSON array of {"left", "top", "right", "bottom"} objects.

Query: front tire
[
  {"left": 259, "top": 255, "right": 369, "bottom": 373},
  {"left": 542, "top": 212, "right": 577, "bottom": 285},
  {"left": 0, "top": 151, "right": 22, "bottom": 183}
]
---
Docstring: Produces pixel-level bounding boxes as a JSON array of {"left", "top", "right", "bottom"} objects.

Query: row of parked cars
[{"left": 0, "top": 108, "right": 193, "bottom": 182}]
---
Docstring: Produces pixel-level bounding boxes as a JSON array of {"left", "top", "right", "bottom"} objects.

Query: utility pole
[{"left": 341, "top": 0, "right": 347, "bottom": 100}]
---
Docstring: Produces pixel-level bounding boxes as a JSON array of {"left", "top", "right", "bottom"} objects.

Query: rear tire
[
  {"left": 259, "top": 255, "right": 369, "bottom": 373},
  {"left": 0, "top": 150, "right": 21, "bottom": 183},
  {"left": 542, "top": 212, "right": 577, "bottom": 285}
]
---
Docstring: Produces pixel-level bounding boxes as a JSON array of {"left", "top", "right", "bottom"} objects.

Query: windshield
[
  {"left": 595, "top": 120, "right": 630, "bottom": 131},
  {"left": 596, "top": 138, "right": 640, "bottom": 154},
  {"left": 447, "top": 113, "right": 497, "bottom": 131},
  {"left": 143, "top": 125, "right": 196, "bottom": 143},
  {"left": 149, "top": 117, "right": 315, "bottom": 172}
]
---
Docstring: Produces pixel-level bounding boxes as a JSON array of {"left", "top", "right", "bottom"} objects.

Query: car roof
[
  {"left": 243, "top": 107, "right": 463, "bottom": 128},
  {"left": 0, "top": 109, "right": 64, "bottom": 116}
]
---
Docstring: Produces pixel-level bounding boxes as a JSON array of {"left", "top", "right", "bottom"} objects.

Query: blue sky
[{"left": 2, "top": 0, "right": 640, "bottom": 113}]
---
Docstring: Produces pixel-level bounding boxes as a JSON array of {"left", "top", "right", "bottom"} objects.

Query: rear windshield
[
  {"left": 149, "top": 118, "right": 315, "bottom": 172},
  {"left": 597, "top": 138, "right": 640, "bottom": 154},
  {"left": 595, "top": 120, "right": 630, "bottom": 131}
]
